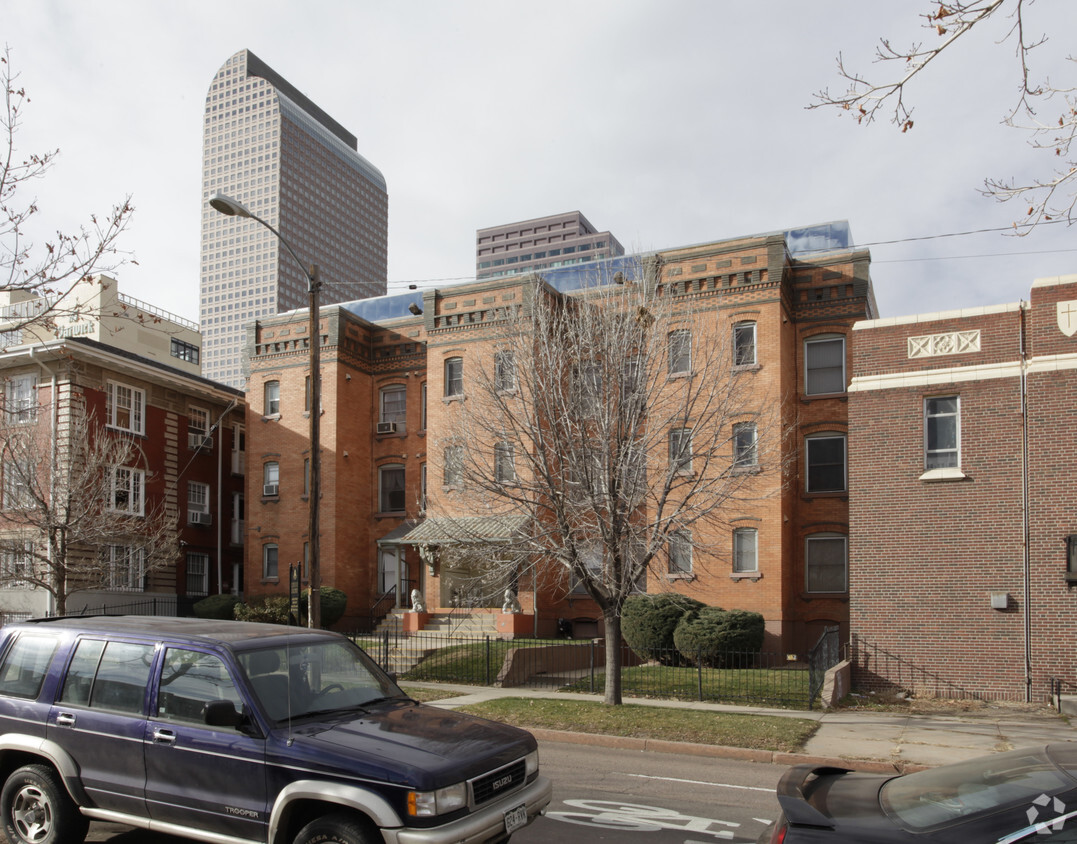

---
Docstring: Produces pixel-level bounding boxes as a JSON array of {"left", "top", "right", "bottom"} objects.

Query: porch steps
[{"left": 371, "top": 611, "right": 500, "bottom": 676}]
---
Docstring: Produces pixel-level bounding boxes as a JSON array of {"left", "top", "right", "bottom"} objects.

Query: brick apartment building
[
  {"left": 0, "top": 276, "right": 246, "bottom": 620},
  {"left": 245, "top": 222, "right": 876, "bottom": 655},
  {"left": 848, "top": 274, "right": 1077, "bottom": 701}
]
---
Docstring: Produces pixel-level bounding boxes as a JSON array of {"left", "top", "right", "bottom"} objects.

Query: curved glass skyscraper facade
[{"left": 200, "top": 49, "right": 388, "bottom": 388}]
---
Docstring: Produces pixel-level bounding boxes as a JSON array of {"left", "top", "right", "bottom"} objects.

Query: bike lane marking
[
  {"left": 546, "top": 799, "right": 741, "bottom": 839},
  {"left": 623, "top": 773, "right": 773, "bottom": 792}
]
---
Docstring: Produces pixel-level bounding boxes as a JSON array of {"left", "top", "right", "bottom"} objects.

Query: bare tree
[
  {"left": 811, "top": 1, "right": 1076, "bottom": 230},
  {"left": 430, "top": 261, "right": 780, "bottom": 704},
  {"left": 0, "top": 389, "right": 178, "bottom": 615},
  {"left": 1, "top": 46, "right": 133, "bottom": 337}
]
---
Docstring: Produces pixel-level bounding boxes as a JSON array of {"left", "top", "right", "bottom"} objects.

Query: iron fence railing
[{"left": 354, "top": 630, "right": 814, "bottom": 709}]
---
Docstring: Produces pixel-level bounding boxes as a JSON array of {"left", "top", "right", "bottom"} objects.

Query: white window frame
[
  {"left": 5, "top": 374, "right": 37, "bottom": 424},
  {"left": 668, "top": 329, "right": 691, "bottom": 375},
  {"left": 495, "top": 442, "right": 516, "bottom": 484},
  {"left": 188, "top": 481, "right": 209, "bottom": 521},
  {"left": 263, "top": 380, "right": 280, "bottom": 416},
  {"left": 188, "top": 406, "right": 210, "bottom": 449},
  {"left": 806, "top": 534, "right": 848, "bottom": 593},
  {"left": 669, "top": 427, "right": 693, "bottom": 474},
  {"left": 668, "top": 530, "right": 693, "bottom": 575},
  {"left": 494, "top": 350, "right": 516, "bottom": 393},
  {"left": 106, "top": 544, "right": 145, "bottom": 591},
  {"left": 733, "top": 422, "right": 758, "bottom": 468},
  {"left": 186, "top": 551, "right": 209, "bottom": 596},
  {"left": 379, "top": 385, "right": 407, "bottom": 429},
  {"left": 0, "top": 540, "right": 34, "bottom": 588},
  {"left": 444, "top": 357, "right": 463, "bottom": 397},
  {"left": 2, "top": 460, "right": 32, "bottom": 510},
  {"left": 263, "top": 461, "right": 279, "bottom": 496},
  {"left": 925, "top": 395, "right": 960, "bottom": 471},
  {"left": 806, "top": 433, "right": 847, "bottom": 493},
  {"left": 262, "top": 543, "right": 279, "bottom": 580},
  {"left": 733, "top": 321, "right": 757, "bottom": 367},
  {"left": 107, "top": 382, "right": 145, "bottom": 435},
  {"left": 110, "top": 467, "right": 145, "bottom": 516},
  {"left": 733, "top": 527, "right": 758, "bottom": 573},
  {"left": 804, "top": 336, "right": 846, "bottom": 396},
  {"left": 443, "top": 445, "right": 463, "bottom": 487}
]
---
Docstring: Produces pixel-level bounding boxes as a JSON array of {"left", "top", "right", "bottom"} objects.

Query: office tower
[
  {"left": 475, "top": 211, "right": 624, "bottom": 280},
  {"left": 200, "top": 49, "right": 388, "bottom": 388}
]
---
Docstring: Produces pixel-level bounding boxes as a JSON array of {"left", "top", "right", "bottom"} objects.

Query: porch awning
[
  {"left": 376, "top": 520, "right": 421, "bottom": 547},
  {"left": 401, "top": 515, "right": 530, "bottom": 545}
]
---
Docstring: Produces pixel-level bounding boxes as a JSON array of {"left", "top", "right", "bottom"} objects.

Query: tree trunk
[{"left": 602, "top": 610, "right": 622, "bottom": 705}]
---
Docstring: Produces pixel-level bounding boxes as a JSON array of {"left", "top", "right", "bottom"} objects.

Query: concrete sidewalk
[{"left": 409, "top": 682, "right": 1077, "bottom": 773}]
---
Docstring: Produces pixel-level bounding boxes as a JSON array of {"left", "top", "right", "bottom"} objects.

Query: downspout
[
  {"left": 29, "top": 347, "right": 59, "bottom": 617},
  {"left": 1019, "top": 303, "right": 1032, "bottom": 702}
]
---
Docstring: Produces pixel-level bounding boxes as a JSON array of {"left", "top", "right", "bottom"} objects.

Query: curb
[{"left": 527, "top": 727, "right": 929, "bottom": 774}]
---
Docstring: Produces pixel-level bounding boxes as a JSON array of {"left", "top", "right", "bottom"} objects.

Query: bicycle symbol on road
[{"left": 547, "top": 799, "right": 743, "bottom": 840}]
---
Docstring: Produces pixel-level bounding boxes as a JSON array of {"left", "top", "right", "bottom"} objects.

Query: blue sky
[{"left": 4, "top": 0, "right": 1075, "bottom": 322}]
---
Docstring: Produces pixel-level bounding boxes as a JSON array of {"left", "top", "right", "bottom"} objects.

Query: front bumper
[{"left": 389, "top": 775, "right": 552, "bottom": 844}]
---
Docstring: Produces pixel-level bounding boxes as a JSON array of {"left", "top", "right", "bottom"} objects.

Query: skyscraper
[{"left": 200, "top": 49, "right": 388, "bottom": 388}]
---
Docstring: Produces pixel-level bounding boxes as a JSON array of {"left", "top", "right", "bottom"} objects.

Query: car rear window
[
  {"left": 0, "top": 635, "right": 58, "bottom": 699},
  {"left": 882, "top": 748, "right": 1073, "bottom": 831}
]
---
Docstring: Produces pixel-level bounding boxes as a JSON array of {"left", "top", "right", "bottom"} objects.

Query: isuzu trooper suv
[{"left": 0, "top": 616, "right": 550, "bottom": 844}]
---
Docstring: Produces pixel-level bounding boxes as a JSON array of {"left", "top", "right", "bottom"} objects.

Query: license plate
[{"left": 504, "top": 804, "right": 528, "bottom": 834}]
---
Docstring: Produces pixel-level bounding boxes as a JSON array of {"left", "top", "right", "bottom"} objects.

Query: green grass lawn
[{"left": 456, "top": 697, "right": 818, "bottom": 752}]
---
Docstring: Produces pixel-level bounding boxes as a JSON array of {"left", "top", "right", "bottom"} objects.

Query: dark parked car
[
  {"left": 0, "top": 616, "right": 551, "bottom": 844},
  {"left": 759, "top": 744, "right": 1077, "bottom": 843}
]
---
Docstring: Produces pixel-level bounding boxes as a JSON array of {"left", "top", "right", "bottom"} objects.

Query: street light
[{"left": 209, "top": 192, "right": 322, "bottom": 628}]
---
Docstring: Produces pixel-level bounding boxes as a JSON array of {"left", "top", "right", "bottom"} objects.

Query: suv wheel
[
  {"left": 294, "top": 811, "right": 378, "bottom": 844},
  {"left": 1, "top": 764, "right": 88, "bottom": 844}
]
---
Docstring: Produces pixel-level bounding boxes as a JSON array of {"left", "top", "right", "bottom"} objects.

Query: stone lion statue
[
  {"left": 501, "top": 589, "right": 521, "bottom": 614},
  {"left": 410, "top": 588, "right": 425, "bottom": 613}
]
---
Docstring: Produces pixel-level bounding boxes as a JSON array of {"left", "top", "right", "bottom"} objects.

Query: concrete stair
[{"left": 371, "top": 611, "right": 499, "bottom": 676}]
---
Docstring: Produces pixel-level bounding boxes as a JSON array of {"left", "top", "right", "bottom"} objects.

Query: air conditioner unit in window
[
  {"left": 263, "top": 483, "right": 279, "bottom": 497},
  {"left": 188, "top": 511, "right": 212, "bottom": 526},
  {"left": 376, "top": 421, "right": 397, "bottom": 434}
]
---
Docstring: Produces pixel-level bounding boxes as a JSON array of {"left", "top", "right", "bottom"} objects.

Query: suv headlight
[
  {"left": 525, "top": 750, "right": 539, "bottom": 779},
  {"left": 407, "top": 782, "right": 468, "bottom": 817}
]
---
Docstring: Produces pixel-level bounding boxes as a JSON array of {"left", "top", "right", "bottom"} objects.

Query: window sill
[
  {"left": 261, "top": 414, "right": 281, "bottom": 423},
  {"left": 800, "top": 592, "right": 849, "bottom": 602},
  {"left": 732, "top": 363, "right": 761, "bottom": 374},
  {"left": 731, "top": 465, "right": 762, "bottom": 475},
  {"left": 668, "top": 370, "right": 693, "bottom": 380},
  {"left": 375, "top": 431, "right": 407, "bottom": 439},
  {"left": 666, "top": 572, "right": 696, "bottom": 582},
  {"left": 442, "top": 394, "right": 466, "bottom": 404},
  {"left": 919, "top": 467, "right": 966, "bottom": 482},
  {"left": 375, "top": 511, "right": 407, "bottom": 519},
  {"left": 260, "top": 578, "right": 279, "bottom": 585},
  {"left": 730, "top": 571, "right": 762, "bottom": 582},
  {"left": 803, "top": 490, "right": 848, "bottom": 499}
]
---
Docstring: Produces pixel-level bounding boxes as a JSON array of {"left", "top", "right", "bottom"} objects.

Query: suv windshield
[{"left": 237, "top": 639, "right": 404, "bottom": 722}]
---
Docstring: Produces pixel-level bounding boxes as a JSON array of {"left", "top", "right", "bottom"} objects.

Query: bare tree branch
[{"left": 810, "top": 1, "right": 1077, "bottom": 230}]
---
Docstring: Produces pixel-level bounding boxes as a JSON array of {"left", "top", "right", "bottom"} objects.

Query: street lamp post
[{"left": 209, "top": 192, "right": 322, "bottom": 628}]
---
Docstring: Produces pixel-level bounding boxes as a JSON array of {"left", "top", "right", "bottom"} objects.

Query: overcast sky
[{"left": 4, "top": 1, "right": 1075, "bottom": 323}]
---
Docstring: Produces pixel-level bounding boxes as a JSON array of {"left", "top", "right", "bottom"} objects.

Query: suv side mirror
[{"left": 203, "top": 700, "right": 243, "bottom": 728}]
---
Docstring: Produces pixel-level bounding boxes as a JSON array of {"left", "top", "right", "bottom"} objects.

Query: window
[
  {"left": 495, "top": 442, "right": 515, "bottom": 483},
  {"left": 733, "top": 422, "right": 758, "bottom": 468},
  {"left": 171, "top": 338, "right": 200, "bottom": 364},
  {"left": 110, "top": 467, "right": 145, "bottom": 515},
  {"left": 444, "top": 446, "right": 463, "bottom": 486},
  {"left": 669, "top": 531, "right": 692, "bottom": 574},
  {"left": 494, "top": 350, "right": 516, "bottom": 392},
  {"left": 805, "top": 336, "right": 845, "bottom": 395},
  {"left": 669, "top": 330, "right": 691, "bottom": 374},
  {"left": 925, "top": 396, "right": 960, "bottom": 470},
  {"left": 0, "top": 635, "right": 57, "bottom": 699},
  {"left": 379, "top": 464, "right": 405, "bottom": 513},
  {"left": 186, "top": 552, "right": 209, "bottom": 596},
  {"left": 72, "top": 640, "right": 153, "bottom": 713},
  {"left": 263, "top": 543, "right": 279, "bottom": 580},
  {"left": 806, "top": 534, "right": 847, "bottom": 593},
  {"left": 622, "top": 358, "right": 641, "bottom": 400},
  {"left": 379, "top": 385, "right": 406, "bottom": 431},
  {"left": 263, "top": 380, "right": 280, "bottom": 416},
  {"left": 420, "top": 463, "right": 427, "bottom": 512},
  {"left": 4, "top": 374, "right": 37, "bottom": 424},
  {"left": 106, "top": 544, "right": 146, "bottom": 591},
  {"left": 420, "top": 384, "right": 427, "bottom": 431},
  {"left": 669, "top": 427, "right": 693, "bottom": 474},
  {"left": 157, "top": 648, "right": 242, "bottom": 723},
  {"left": 444, "top": 357, "right": 463, "bottom": 397},
  {"left": 806, "top": 434, "right": 846, "bottom": 492},
  {"left": 0, "top": 541, "right": 33, "bottom": 587},
  {"left": 303, "top": 458, "right": 310, "bottom": 496},
  {"left": 187, "top": 481, "right": 209, "bottom": 525},
  {"left": 2, "top": 461, "right": 32, "bottom": 510},
  {"left": 733, "top": 528, "right": 758, "bottom": 573},
  {"left": 571, "top": 545, "right": 603, "bottom": 594},
  {"left": 733, "top": 322, "right": 757, "bottom": 367},
  {"left": 578, "top": 363, "right": 603, "bottom": 413},
  {"left": 263, "top": 461, "right": 279, "bottom": 496},
  {"left": 107, "top": 381, "right": 145, "bottom": 435},
  {"left": 188, "top": 407, "right": 210, "bottom": 449}
]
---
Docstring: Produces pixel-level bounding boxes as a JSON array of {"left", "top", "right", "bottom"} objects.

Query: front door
[
  {"left": 144, "top": 646, "right": 267, "bottom": 839},
  {"left": 378, "top": 547, "right": 400, "bottom": 604}
]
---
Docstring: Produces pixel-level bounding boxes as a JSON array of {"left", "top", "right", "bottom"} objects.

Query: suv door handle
[
  {"left": 55, "top": 713, "right": 76, "bottom": 727},
  {"left": 152, "top": 728, "right": 177, "bottom": 745}
]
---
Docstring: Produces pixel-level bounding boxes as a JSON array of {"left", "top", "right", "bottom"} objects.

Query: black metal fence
[{"left": 355, "top": 630, "right": 818, "bottom": 709}]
